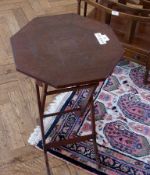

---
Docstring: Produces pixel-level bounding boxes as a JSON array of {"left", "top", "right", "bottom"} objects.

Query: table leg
[
  {"left": 35, "top": 81, "right": 101, "bottom": 173},
  {"left": 35, "top": 82, "right": 53, "bottom": 175},
  {"left": 90, "top": 91, "right": 101, "bottom": 169}
]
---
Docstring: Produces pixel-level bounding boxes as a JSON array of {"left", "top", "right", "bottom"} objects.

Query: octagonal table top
[{"left": 11, "top": 13, "right": 123, "bottom": 88}]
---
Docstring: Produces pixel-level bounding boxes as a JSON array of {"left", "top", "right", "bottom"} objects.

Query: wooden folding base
[{"left": 35, "top": 80, "right": 101, "bottom": 175}]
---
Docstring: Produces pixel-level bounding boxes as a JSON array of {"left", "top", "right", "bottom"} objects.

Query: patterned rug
[{"left": 29, "top": 60, "right": 150, "bottom": 175}]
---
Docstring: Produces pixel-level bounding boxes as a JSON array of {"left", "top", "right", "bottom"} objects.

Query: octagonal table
[{"left": 11, "top": 13, "right": 123, "bottom": 175}]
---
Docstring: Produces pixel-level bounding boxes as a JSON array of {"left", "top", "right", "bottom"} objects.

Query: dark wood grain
[{"left": 11, "top": 13, "right": 123, "bottom": 88}]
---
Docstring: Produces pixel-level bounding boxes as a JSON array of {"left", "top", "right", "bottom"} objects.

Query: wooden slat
[
  {"left": 12, "top": 8, "right": 29, "bottom": 28},
  {"left": 18, "top": 78, "right": 39, "bottom": 126},
  {"left": 28, "top": 0, "right": 45, "bottom": 16},
  {"left": 8, "top": 85, "right": 35, "bottom": 143},
  {"left": 0, "top": 103, "right": 25, "bottom": 150},
  {"left": 0, "top": 17, "right": 12, "bottom": 57}
]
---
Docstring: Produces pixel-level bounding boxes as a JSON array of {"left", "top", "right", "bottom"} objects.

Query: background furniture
[
  {"left": 77, "top": 0, "right": 150, "bottom": 84},
  {"left": 99, "top": 0, "right": 150, "bottom": 43}
]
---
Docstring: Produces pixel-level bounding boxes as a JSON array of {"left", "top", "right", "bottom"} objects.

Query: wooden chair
[
  {"left": 78, "top": 0, "right": 150, "bottom": 42},
  {"left": 77, "top": 0, "right": 150, "bottom": 83},
  {"left": 107, "top": 0, "right": 150, "bottom": 14},
  {"left": 98, "top": 0, "right": 150, "bottom": 43}
]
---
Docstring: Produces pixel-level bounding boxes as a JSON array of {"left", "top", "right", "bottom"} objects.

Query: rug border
[{"left": 35, "top": 145, "right": 106, "bottom": 175}]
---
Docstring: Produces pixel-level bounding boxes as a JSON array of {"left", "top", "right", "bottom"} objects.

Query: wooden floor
[{"left": 0, "top": 0, "right": 90, "bottom": 174}]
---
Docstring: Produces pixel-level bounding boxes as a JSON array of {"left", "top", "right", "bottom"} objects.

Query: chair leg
[
  {"left": 84, "top": 1, "right": 87, "bottom": 17},
  {"left": 90, "top": 94, "right": 101, "bottom": 169},
  {"left": 77, "top": 0, "right": 81, "bottom": 15},
  {"left": 105, "top": 12, "right": 111, "bottom": 25},
  {"left": 35, "top": 82, "right": 53, "bottom": 175},
  {"left": 125, "top": 20, "right": 137, "bottom": 43},
  {"left": 144, "top": 58, "right": 150, "bottom": 84}
]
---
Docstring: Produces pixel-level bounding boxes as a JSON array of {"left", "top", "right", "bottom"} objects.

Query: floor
[{"left": 0, "top": 0, "right": 90, "bottom": 174}]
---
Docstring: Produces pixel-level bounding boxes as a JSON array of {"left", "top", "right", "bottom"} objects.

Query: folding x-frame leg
[
  {"left": 35, "top": 80, "right": 101, "bottom": 175},
  {"left": 35, "top": 83, "right": 52, "bottom": 175}
]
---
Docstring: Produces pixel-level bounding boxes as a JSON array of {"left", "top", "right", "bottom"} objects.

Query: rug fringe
[{"left": 28, "top": 91, "right": 72, "bottom": 145}]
